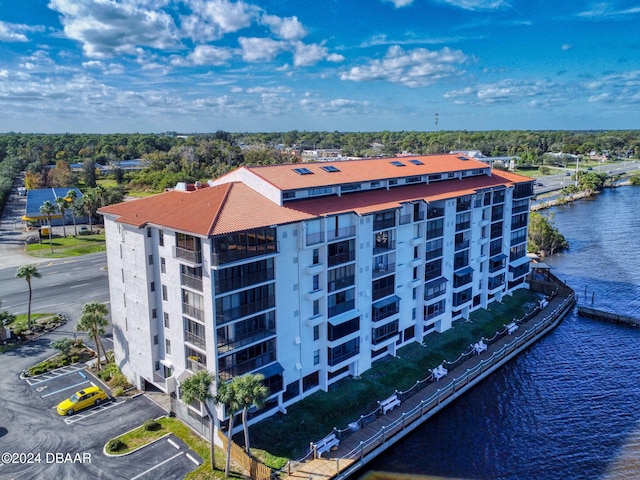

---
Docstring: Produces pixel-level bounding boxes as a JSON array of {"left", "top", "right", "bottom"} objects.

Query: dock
[
  {"left": 577, "top": 306, "right": 640, "bottom": 327},
  {"left": 280, "top": 284, "right": 576, "bottom": 480}
]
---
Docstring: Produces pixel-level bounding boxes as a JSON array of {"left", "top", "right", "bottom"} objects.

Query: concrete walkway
[{"left": 282, "top": 282, "right": 576, "bottom": 480}]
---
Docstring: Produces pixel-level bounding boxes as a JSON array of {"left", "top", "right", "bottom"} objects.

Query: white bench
[
  {"left": 506, "top": 322, "right": 518, "bottom": 334},
  {"left": 432, "top": 365, "right": 448, "bottom": 381},
  {"left": 379, "top": 394, "right": 401, "bottom": 415},
  {"left": 473, "top": 340, "right": 487, "bottom": 354},
  {"left": 314, "top": 433, "right": 339, "bottom": 458}
]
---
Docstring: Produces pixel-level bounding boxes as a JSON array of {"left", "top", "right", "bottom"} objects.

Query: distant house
[{"left": 23, "top": 187, "right": 87, "bottom": 227}]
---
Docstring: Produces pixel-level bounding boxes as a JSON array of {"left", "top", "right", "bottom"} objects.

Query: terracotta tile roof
[
  {"left": 219, "top": 154, "right": 489, "bottom": 190},
  {"left": 99, "top": 169, "right": 531, "bottom": 237}
]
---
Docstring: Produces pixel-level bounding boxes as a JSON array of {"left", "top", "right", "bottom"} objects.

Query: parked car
[{"left": 56, "top": 386, "right": 108, "bottom": 416}]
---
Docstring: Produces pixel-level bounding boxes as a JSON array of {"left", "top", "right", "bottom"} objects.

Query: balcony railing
[
  {"left": 181, "top": 273, "right": 203, "bottom": 291},
  {"left": 455, "top": 221, "right": 471, "bottom": 232},
  {"left": 372, "top": 263, "right": 395, "bottom": 279},
  {"left": 328, "top": 299, "right": 355, "bottom": 318},
  {"left": 327, "top": 225, "right": 356, "bottom": 241},
  {"left": 427, "top": 207, "right": 445, "bottom": 219},
  {"left": 174, "top": 246, "right": 202, "bottom": 264},
  {"left": 399, "top": 214, "right": 412, "bottom": 225},
  {"left": 373, "top": 217, "right": 396, "bottom": 231},
  {"left": 454, "top": 239, "right": 470, "bottom": 251},
  {"left": 217, "top": 328, "right": 277, "bottom": 354},
  {"left": 182, "top": 303, "right": 204, "bottom": 321},
  {"left": 185, "top": 331, "right": 206, "bottom": 349},
  {"left": 211, "top": 242, "right": 278, "bottom": 267},
  {"left": 372, "top": 285, "right": 395, "bottom": 301},
  {"left": 306, "top": 232, "right": 325, "bottom": 246},
  {"left": 186, "top": 357, "right": 207, "bottom": 372},
  {"left": 456, "top": 201, "right": 471, "bottom": 212},
  {"left": 216, "top": 296, "right": 275, "bottom": 323},
  {"left": 328, "top": 251, "right": 356, "bottom": 267},
  {"left": 426, "top": 248, "right": 443, "bottom": 260}
]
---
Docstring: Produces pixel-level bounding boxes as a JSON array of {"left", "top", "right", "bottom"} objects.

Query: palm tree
[
  {"left": 180, "top": 370, "right": 217, "bottom": 472},
  {"left": 233, "top": 373, "right": 269, "bottom": 454},
  {"left": 65, "top": 189, "right": 78, "bottom": 236},
  {"left": 216, "top": 379, "right": 241, "bottom": 478},
  {"left": 79, "top": 190, "right": 98, "bottom": 233},
  {"left": 55, "top": 196, "right": 68, "bottom": 238},
  {"left": 39, "top": 200, "right": 56, "bottom": 254},
  {"left": 15, "top": 265, "right": 41, "bottom": 330},
  {"left": 76, "top": 301, "right": 108, "bottom": 371}
]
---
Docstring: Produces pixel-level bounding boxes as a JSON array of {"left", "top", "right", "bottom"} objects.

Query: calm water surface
[{"left": 361, "top": 187, "right": 640, "bottom": 480}]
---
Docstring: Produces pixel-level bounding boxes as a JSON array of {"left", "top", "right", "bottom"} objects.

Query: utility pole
[{"left": 434, "top": 113, "right": 439, "bottom": 131}]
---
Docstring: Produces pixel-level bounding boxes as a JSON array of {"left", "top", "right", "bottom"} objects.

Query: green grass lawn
[
  {"left": 26, "top": 232, "right": 106, "bottom": 257},
  {"left": 249, "top": 289, "right": 541, "bottom": 462}
]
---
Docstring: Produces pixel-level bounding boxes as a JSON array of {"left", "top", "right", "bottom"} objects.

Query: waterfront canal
[{"left": 360, "top": 186, "right": 640, "bottom": 480}]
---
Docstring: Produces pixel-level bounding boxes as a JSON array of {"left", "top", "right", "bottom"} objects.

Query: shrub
[
  {"left": 70, "top": 355, "right": 80, "bottom": 363},
  {"left": 12, "top": 325, "right": 26, "bottom": 336},
  {"left": 112, "top": 386, "right": 124, "bottom": 397},
  {"left": 106, "top": 438, "right": 124, "bottom": 453},
  {"left": 0, "top": 310, "right": 16, "bottom": 325},
  {"left": 143, "top": 419, "right": 161, "bottom": 431},
  {"left": 110, "top": 372, "right": 130, "bottom": 389}
]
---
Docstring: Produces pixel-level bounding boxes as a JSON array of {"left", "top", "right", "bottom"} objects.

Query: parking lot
[{"left": 23, "top": 363, "right": 121, "bottom": 425}]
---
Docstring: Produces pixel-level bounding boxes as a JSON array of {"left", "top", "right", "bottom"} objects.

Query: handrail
[{"left": 294, "top": 290, "right": 576, "bottom": 475}]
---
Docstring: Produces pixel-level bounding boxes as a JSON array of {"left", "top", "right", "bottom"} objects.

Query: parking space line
[
  {"left": 167, "top": 438, "right": 179, "bottom": 449},
  {"left": 130, "top": 452, "right": 183, "bottom": 480},
  {"left": 62, "top": 399, "right": 121, "bottom": 425},
  {"left": 26, "top": 365, "right": 86, "bottom": 385},
  {"left": 186, "top": 453, "right": 200, "bottom": 465},
  {"left": 41, "top": 380, "right": 91, "bottom": 398}
]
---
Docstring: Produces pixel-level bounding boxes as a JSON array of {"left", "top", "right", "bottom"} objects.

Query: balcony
[
  {"left": 327, "top": 225, "right": 356, "bottom": 241},
  {"left": 181, "top": 273, "right": 203, "bottom": 291},
  {"left": 328, "top": 251, "right": 356, "bottom": 267},
  {"left": 425, "top": 248, "right": 443, "bottom": 261},
  {"left": 328, "top": 300, "right": 355, "bottom": 318},
  {"left": 211, "top": 242, "right": 278, "bottom": 267},
  {"left": 306, "top": 232, "right": 325, "bottom": 246},
  {"left": 456, "top": 201, "right": 471, "bottom": 212},
  {"left": 216, "top": 296, "right": 275, "bottom": 323},
  {"left": 182, "top": 303, "right": 204, "bottom": 321},
  {"left": 454, "top": 239, "right": 470, "bottom": 252},
  {"left": 174, "top": 247, "right": 202, "bottom": 265},
  {"left": 185, "top": 331, "right": 206, "bottom": 349},
  {"left": 427, "top": 207, "right": 445, "bottom": 219},
  {"left": 372, "top": 284, "right": 395, "bottom": 301},
  {"left": 372, "top": 263, "right": 395, "bottom": 279},
  {"left": 455, "top": 221, "right": 471, "bottom": 232},
  {"left": 373, "top": 217, "right": 395, "bottom": 231},
  {"left": 399, "top": 214, "right": 412, "bottom": 225},
  {"left": 186, "top": 357, "right": 207, "bottom": 373}
]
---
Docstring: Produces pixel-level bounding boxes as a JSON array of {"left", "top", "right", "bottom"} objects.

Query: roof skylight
[
  {"left": 390, "top": 161, "right": 405, "bottom": 167},
  {"left": 409, "top": 159, "right": 424, "bottom": 165},
  {"left": 293, "top": 167, "right": 313, "bottom": 175},
  {"left": 321, "top": 165, "right": 340, "bottom": 172}
]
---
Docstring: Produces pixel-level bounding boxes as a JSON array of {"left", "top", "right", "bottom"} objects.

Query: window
[
  {"left": 313, "top": 275, "right": 319, "bottom": 291},
  {"left": 390, "top": 161, "right": 405, "bottom": 167},
  {"left": 160, "top": 257, "right": 166, "bottom": 273},
  {"left": 321, "top": 165, "right": 340, "bottom": 172},
  {"left": 328, "top": 288, "right": 355, "bottom": 317},
  {"left": 283, "top": 191, "right": 296, "bottom": 199},
  {"left": 312, "top": 248, "right": 319, "bottom": 265},
  {"left": 313, "top": 300, "right": 320, "bottom": 316},
  {"left": 159, "top": 230, "right": 164, "bottom": 246},
  {"left": 313, "top": 325, "right": 320, "bottom": 341},
  {"left": 153, "top": 335, "right": 158, "bottom": 345},
  {"left": 147, "top": 227, "right": 152, "bottom": 238},
  {"left": 293, "top": 167, "right": 313, "bottom": 175},
  {"left": 327, "top": 264, "right": 355, "bottom": 292},
  {"left": 150, "top": 282, "right": 155, "bottom": 292},
  {"left": 328, "top": 316, "right": 359, "bottom": 341},
  {"left": 148, "top": 254, "right": 153, "bottom": 265},
  {"left": 162, "top": 284, "right": 168, "bottom": 301},
  {"left": 406, "top": 176, "right": 421, "bottom": 183},
  {"left": 155, "top": 361, "right": 160, "bottom": 371},
  {"left": 314, "top": 349, "right": 320, "bottom": 365},
  {"left": 152, "top": 308, "right": 157, "bottom": 319},
  {"left": 165, "top": 339, "right": 171, "bottom": 355},
  {"left": 164, "top": 312, "right": 170, "bottom": 328},
  {"left": 409, "top": 159, "right": 424, "bottom": 165}
]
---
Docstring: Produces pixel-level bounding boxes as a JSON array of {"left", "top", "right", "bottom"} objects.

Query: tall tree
[
  {"left": 65, "top": 189, "right": 78, "bottom": 236},
  {"left": 39, "top": 200, "right": 56, "bottom": 254},
  {"left": 15, "top": 265, "right": 41, "bottom": 329},
  {"left": 55, "top": 196, "right": 68, "bottom": 238},
  {"left": 180, "top": 370, "right": 217, "bottom": 471},
  {"left": 78, "top": 190, "right": 98, "bottom": 232},
  {"left": 216, "top": 379, "right": 241, "bottom": 478},
  {"left": 76, "top": 302, "right": 109, "bottom": 371},
  {"left": 233, "top": 373, "right": 269, "bottom": 454}
]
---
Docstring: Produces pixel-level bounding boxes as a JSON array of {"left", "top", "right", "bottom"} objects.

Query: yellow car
[{"left": 56, "top": 386, "right": 109, "bottom": 416}]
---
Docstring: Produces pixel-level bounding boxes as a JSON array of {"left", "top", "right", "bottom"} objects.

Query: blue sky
[{"left": 1, "top": 0, "right": 639, "bottom": 133}]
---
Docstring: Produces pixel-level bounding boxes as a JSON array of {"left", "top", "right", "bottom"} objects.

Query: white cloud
[
  {"left": 180, "top": 0, "right": 259, "bottom": 42},
  {"left": 578, "top": 3, "right": 640, "bottom": 18},
  {"left": 183, "top": 45, "right": 233, "bottom": 66},
  {"left": 293, "top": 42, "right": 328, "bottom": 67},
  {"left": 261, "top": 14, "right": 307, "bottom": 41},
  {"left": 238, "top": 37, "right": 286, "bottom": 62},
  {"left": 384, "top": 0, "right": 415, "bottom": 8},
  {"left": 0, "top": 21, "right": 41, "bottom": 42},
  {"left": 436, "top": 0, "right": 510, "bottom": 11},
  {"left": 48, "top": 0, "right": 180, "bottom": 58},
  {"left": 81, "top": 60, "right": 125, "bottom": 74},
  {"left": 561, "top": 44, "right": 572, "bottom": 51},
  {"left": 444, "top": 78, "right": 568, "bottom": 107},
  {"left": 340, "top": 45, "right": 469, "bottom": 87}
]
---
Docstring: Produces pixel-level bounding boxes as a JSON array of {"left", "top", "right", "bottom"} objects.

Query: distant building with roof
[
  {"left": 99, "top": 153, "right": 534, "bottom": 436},
  {"left": 23, "top": 187, "right": 86, "bottom": 227}
]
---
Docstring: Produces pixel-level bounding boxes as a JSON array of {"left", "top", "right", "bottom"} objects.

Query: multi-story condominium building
[{"left": 99, "top": 154, "right": 534, "bottom": 434}]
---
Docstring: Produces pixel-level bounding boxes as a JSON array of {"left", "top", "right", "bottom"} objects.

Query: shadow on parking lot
[{"left": 0, "top": 426, "right": 7, "bottom": 438}]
